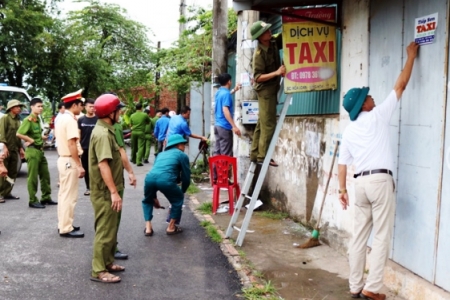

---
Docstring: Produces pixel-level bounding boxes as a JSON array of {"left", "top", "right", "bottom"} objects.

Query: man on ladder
[{"left": 250, "top": 21, "right": 286, "bottom": 167}]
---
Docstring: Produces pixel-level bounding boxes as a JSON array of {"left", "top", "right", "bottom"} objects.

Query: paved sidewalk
[{"left": 191, "top": 182, "right": 406, "bottom": 300}]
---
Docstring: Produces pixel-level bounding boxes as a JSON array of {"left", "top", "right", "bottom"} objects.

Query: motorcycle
[{"left": 123, "top": 129, "right": 131, "bottom": 147}]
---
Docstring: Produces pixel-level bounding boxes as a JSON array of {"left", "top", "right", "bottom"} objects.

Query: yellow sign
[{"left": 282, "top": 8, "right": 337, "bottom": 93}]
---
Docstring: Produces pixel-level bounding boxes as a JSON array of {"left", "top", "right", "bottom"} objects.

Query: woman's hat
[
  {"left": 166, "top": 134, "right": 187, "bottom": 149},
  {"left": 343, "top": 87, "right": 370, "bottom": 121}
]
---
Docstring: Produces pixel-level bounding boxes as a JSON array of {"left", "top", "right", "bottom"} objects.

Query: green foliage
[
  {"left": 200, "top": 220, "right": 222, "bottom": 243},
  {"left": 0, "top": 0, "right": 60, "bottom": 87},
  {"left": 242, "top": 281, "right": 278, "bottom": 300},
  {"left": 186, "top": 184, "right": 201, "bottom": 195},
  {"left": 197, "top": 201, "right": 213, "bottom": 214},
  {"left": 64, "top": 0, "right": 155, "bottom": 98}
]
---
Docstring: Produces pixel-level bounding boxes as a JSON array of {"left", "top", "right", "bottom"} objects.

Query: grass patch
[
  {"left": 256, "top": 210, "right": 289, "bottom": 220},
  {"left": 186, "top": 184, "right": 201, "bottom": 195},
  {"left": 197, "top": 201, "right": 213, "bottom": 214},
  {"left": 200, "top": 220, "right": 222, "bottom": 243},
  {"left": 242, "top": 281, "right": 278, "bottom": 300}
]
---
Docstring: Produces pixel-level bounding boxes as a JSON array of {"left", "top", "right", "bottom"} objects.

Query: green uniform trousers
[
  {"left": 144, "top": 134, "right": 153, "bottom": 160},
  {"left": 131, "top": 131, "right": 145, "bottom": 164},
  {"left": 0, "top": 150, "right": 19, "bottom": 197},
  {"left": 91, "top": 189, "right": 119, "bottom": 277},
  {"left": 250, "top": 87, "right": 278, "bottom": 162},
  {"left": 25, "top": 147, "right": 51, "bottom": 203},
  {"left": 115, "top": 189, "right": 124, "bottom": 252}
]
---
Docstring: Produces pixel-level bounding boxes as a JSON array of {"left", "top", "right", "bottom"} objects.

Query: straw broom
[{"left": 297, "top": 141, "right": 339, "bottom": 249}]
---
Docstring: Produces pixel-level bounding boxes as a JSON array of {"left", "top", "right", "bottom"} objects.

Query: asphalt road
[{"left": 0, "top": 149, "right": 242, "bottom": 300}]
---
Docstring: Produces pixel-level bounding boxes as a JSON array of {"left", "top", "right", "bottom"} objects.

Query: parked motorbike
[{"left": 123, "top": 129, "right": 131, "bottom": 147}]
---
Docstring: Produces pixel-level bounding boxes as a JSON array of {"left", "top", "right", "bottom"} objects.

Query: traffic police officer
[
  {"left": 89, "top": 94, "right": 126, "bottom": 283},
  {"left": 57, "top": 89, "right": 85, "bottom": 238},
  {"left": 17, "top": 98, "right": 55, "bottom": 209},
  {"left": 250, "top": 21, "right": 285, "bottom": 167},
  {"left": 0, "top": 99, "right": 25, "bottom": 202},
  {"left": 130, "top": 103, "right": 150, "bottom": 166}
]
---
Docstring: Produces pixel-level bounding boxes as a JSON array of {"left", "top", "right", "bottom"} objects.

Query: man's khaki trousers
[
  {"left": 57, "top": 157, "right": 79, "bottom": 234},
  {"left": 349, "top": 173, "right": 395, "bottom": 293}
]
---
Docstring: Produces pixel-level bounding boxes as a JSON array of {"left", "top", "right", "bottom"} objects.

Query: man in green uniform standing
[
  {"left": 0, "top": 100, "right": 25, "bottom": 202},
  {"left": 143, "top": 108, "right": 154, "bottom": 163},
  {"left": 130, "top": 103, "right": 150, "bottom": 166},
  {"left": 250, "top": 21, "right": 286, "bottom": 167},
  {"left": 151, "top": 109, "right": 161, "bottom": 156},
  {"left": 112, "top": 108, "right": 136, "bottom": 260},
  {"left": 17, "top": 98, "right": 55, "bottom": 209},
  {"left": 89, "top": 94, "right": 126, "bottom": 283}
]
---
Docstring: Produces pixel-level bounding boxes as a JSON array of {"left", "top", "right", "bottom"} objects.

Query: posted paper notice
[{"left": 415, "top": 13, "right": 438, "bottom": 45}]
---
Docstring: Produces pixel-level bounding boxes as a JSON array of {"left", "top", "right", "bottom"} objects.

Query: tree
[
  {"left": 0, "top": 0, "right": 61, "bottom": 87},
  {"left": 158, "top": 6, "right": 237, "bottom": 135},
  {"left": 63, "top": 0, "right": 155, "bottom": 98}
]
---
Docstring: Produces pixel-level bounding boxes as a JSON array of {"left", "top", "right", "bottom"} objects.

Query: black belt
[
  {"left": 27, "top": 144, "right": 43, "bottom": 150},
  {"left": 354, "top": 169, "right": 392, "bottom": 179}
]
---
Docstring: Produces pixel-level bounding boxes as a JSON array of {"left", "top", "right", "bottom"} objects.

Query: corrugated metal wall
[{"left": 370, "top": 0, "right": 450, "bottom": 289}]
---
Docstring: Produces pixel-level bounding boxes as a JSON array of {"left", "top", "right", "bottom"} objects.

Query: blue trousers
[{"left": 142, "top": 179, "right": 184, "bottom": 222}]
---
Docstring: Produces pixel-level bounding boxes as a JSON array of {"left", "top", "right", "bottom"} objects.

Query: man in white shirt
[{"left": 338, "top": 42, "right": 419, "bottom": 300}]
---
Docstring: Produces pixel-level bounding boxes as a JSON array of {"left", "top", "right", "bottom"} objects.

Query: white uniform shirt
[{"left": 339, "top": 90, "right": 398, "bottom": 174}]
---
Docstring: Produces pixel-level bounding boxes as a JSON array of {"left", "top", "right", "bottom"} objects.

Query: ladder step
[{"left": 233, "top": 226, "right": 255, "bottom": 233}]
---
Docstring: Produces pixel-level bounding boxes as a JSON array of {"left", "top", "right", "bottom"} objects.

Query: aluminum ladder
[{"left": 225, "top": 82, "right": 293, "bottom": 247}]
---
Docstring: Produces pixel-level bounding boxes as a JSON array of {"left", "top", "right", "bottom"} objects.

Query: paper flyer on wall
[{"left": 414, "top": 13, "right": 438, "bottom": 45}]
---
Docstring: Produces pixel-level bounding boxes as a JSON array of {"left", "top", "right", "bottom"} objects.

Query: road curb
[{"left": 188, "top": 195, "right": 256, "bottom": 289}]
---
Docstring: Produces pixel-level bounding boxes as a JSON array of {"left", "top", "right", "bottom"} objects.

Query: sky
[{"left": 59, "top": 0, "right": 232, "bottom": 49}]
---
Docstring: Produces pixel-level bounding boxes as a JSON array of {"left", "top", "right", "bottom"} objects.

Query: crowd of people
[{"left": 0, "top": 90, "right": 209, "bottom": 283}]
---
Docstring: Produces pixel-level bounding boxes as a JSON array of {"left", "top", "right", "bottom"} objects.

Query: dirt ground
[{"left": 192, "top": 182, "right": 405, "bottom": 300}]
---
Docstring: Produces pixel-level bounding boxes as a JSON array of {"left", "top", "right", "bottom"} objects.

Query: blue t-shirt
[
  {"left": 154, "top": 115, "right": 170, "bottom": 141},
  {"left": 167, "top": 114, "right": 191, "bottom": 139},
  {"left": 215, "top": 87, "right": 233, "bottom": 130}
]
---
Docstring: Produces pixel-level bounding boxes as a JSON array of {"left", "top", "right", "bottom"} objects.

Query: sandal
[
  {"left": 90, "top": 271, "right": 121, "bottom": 283},
  {"left": 144, "top": 228, "right": 154, "bottom": 236},
  {"left": 5, "top": 194, "right": 19, "bottom": 200},
  {"left": 0, "top": 196, "right": 4, "bottom": 203},
  {"left": 106, "top": 264, "right": 125, "bottom": 272},
  {"left": 166, "top": 226, "right": 183, "bottom": 235},
  {"left": 153, "top": 198, "right": 165, "bottom": 209}
]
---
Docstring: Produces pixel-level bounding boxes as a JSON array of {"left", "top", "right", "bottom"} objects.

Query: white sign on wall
[{"left": 414, "top": 13, "right": 438, "bottom": 45}]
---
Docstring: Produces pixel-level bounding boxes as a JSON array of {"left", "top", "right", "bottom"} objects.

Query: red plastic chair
[{"left": 209, "top": 155, "right": 240, "bottom": 215}]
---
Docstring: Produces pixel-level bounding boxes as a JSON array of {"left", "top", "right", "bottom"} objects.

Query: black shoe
[
  {"left": 137, "top": 163, "right": 144, "bottom": 167},
  {"left": 29, "top": 202, "right": 45, "bottom": 209},
  {"left": 114, "top": 251, "right": 128, "bottom": 260},
  {"left": 60, "top": 230, "right": 84, "bottom": 238},
  {"left": 143, "top": 159, "right": 149, "bottom": 164},
  {"left": 57, "top": 226, "right": 80, "bottom": 233},
  {"left": 41, "top": 200, "right": 58, "bottom": 205}
]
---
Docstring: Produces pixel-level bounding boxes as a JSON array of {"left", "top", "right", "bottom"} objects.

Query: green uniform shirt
[
  {"left": 89, "top": 120, "right": 124, "bottom": 192},
  {"left": 113, "top": 122, "right": 124, "bottom": 148},
  {"left": 151, "top": 116, "right": 159, "bottom": 127},
  {"left": 17, "top": 113, "right": 44, "bottom": 147},
  {"left": 130, "top": 111, "right": 150, "bottom": 132},
  {"left": 252, "top": 34, "right": 282, "bottom": 92},
  {"left": 0, "top": 112, "right": 22, "bottom": 151},
  {"left": 144, "top": 116, "right": 154, "bottom": 135}
]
